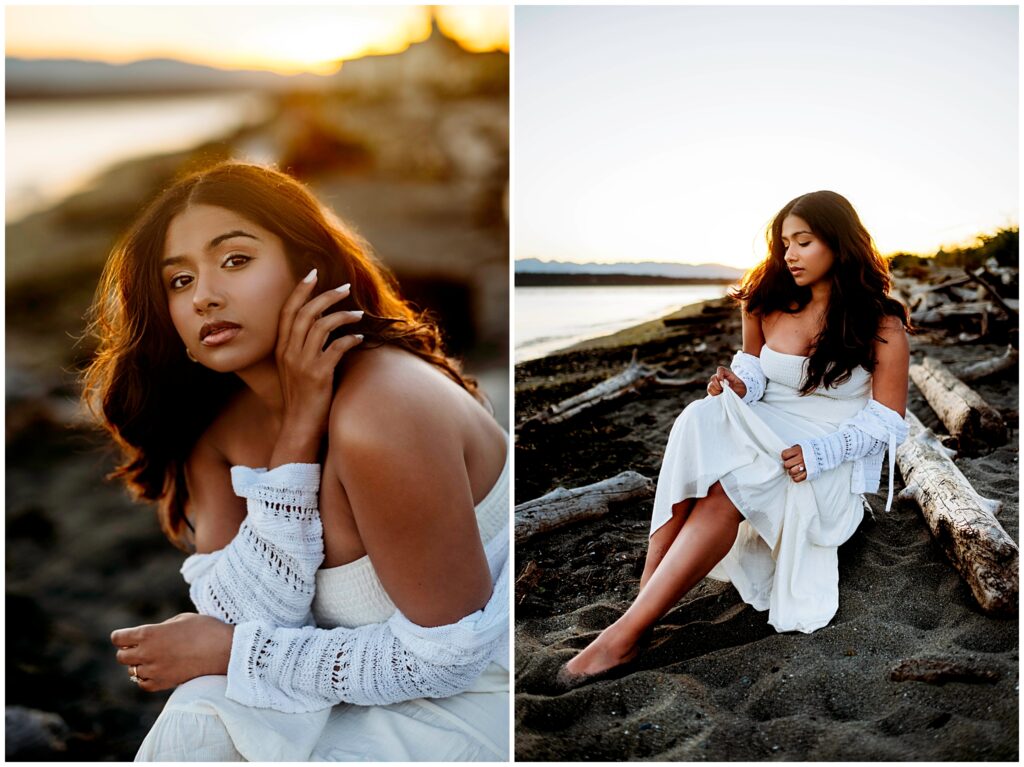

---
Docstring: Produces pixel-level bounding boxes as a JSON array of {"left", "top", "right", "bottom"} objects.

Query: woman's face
[
  {"left": 780, "top": 214, "right": 834, "bottom": 289},
  {"left": 162, "top": 204, "right": 299, "bottom": 374}
]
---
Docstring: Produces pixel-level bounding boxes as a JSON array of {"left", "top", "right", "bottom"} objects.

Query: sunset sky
[
  {"left": 5, "top": 5, "right": 508, "bottom": 76},
  {"left": 516, "top": 5, "right": 1018, "bottom": 270}
]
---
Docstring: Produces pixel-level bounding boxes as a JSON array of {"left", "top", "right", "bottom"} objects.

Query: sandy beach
[{"left": 514, "top": 292, "right": 1018, "bottom": 761}]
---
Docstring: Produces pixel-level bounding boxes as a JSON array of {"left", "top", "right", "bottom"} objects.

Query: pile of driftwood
[{"left": 898, "top": 260, "right": 1018, "bottom": 344}]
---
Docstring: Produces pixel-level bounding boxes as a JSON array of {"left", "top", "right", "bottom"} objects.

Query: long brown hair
[
  {"left": 81, "top": 161, "right": 481, "bottom": 551},
  {"left": 730, "top": 190, "right": 915, "bottom": 396}
]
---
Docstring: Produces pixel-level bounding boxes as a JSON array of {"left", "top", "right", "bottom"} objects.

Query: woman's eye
[
  {"left": 223, "top": 254, "right": 251, "bottom": 267},
  {"left": 169, "top": 274, "right": 192, "bottom": 290},
  {"left": 798, "top": 242, "right": 810, "bottom": 247}
]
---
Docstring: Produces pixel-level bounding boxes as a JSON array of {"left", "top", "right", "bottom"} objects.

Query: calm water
[
  {"left": 515, "top": 283, "right": 730, "bottom": 362},
  {"left": 5, "top": 92, "right": 273, "bottom": 222}
]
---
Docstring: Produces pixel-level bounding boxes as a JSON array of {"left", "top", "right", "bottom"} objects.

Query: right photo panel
[{"left": 514, "top": 5, "right": 1019, "bottom": 762}]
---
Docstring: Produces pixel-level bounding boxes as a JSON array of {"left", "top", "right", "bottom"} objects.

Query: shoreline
[{"left": 516, "top": 294, "right": 733, "bottom": 365}]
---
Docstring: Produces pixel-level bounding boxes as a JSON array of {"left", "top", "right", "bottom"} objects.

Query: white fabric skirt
[
  {"left": 135, "top": 662, "right": 508, "bottom": 762},
  {"left": 650, "top": 374, "right": 870, "bottom": 634}
]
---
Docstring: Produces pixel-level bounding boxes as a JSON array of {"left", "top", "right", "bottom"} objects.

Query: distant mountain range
[
  {"left": 5, "top": 56, "right": 334, "bottom": 98},
  {"left": 515, "top": 258, "right": 745, "bottom": 281}
]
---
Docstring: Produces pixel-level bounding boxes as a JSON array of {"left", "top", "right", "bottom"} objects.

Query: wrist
[{"left": 271, "top": 424, "right": 323, "bottom": 467}]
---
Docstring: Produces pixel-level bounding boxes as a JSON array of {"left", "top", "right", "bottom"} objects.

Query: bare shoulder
[
  {"left": 329, "top": 345, "right": 469, "bottom": 451},
  {"left": 741, "top": 303, "right": 766, "bottom": 355},
  {"left": 875, "top": 314, "right": 909, "bottom": 359}
]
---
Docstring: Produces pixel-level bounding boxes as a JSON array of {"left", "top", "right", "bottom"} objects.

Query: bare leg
[
  {"left": 639, "top": 497, "right": 696, "bottom": 592},
  {"left": 563, "top": 481, "right": 743, "bottom": 679}
]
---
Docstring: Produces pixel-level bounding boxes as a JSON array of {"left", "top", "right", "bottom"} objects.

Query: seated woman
[
  {"left": 85, "top": 161, "right": 509, "bottom": 760},
  {"left": 558, "top": 189, "right": 911, "bottom": 689}
]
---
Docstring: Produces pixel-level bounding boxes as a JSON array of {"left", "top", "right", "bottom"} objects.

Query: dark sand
[{"left": 514, "top": 295, "right": 1019, "bottom": 761}]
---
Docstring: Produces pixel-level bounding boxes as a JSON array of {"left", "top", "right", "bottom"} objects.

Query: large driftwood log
[
  {"left": 957, "top": 345, "right": 1019, "bottom": 383},
  {"left": 908, "top": 356, "right": 1007, "bottom": 453},
  {"left": 514, "top": 471, "right": 655, "bottom": 544},
  {"left": 521, "top": 349, "right": 702, "bottom": 428},
  {"left": 895, "top": 410, "right": 1017, "bottom": 614}
]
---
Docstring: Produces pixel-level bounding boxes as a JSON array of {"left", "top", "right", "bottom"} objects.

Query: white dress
[
  {"left": 649, "top": 345, "right": 872, "bottom": 634},
  {"left": 135, "top": 433, "right": 510, "bottom": 762}
]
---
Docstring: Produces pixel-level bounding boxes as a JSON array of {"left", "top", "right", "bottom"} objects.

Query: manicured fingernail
[
  {"left": 351, "top": 310, "right": 364, "bottom": 318},
  {"left": 303, "top": 268, "right": 317, "bottom": 283},
  {"left": 335, "top": 283, "right": 351, "bottom": 293}
]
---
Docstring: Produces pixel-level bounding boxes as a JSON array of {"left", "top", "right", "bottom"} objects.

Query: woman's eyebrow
[
  {"left": 781, "top": 230, "right": 812, "bottom": 240},
  {"left": 162, "top": 230, "right": 261, "bottom": 267}
]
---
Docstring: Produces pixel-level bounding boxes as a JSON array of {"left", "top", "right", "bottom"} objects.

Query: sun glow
[{"left": 5, "top": 6, "right": 509, "bottom": 77}]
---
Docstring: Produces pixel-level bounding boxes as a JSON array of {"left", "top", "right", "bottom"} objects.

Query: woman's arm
[
  {"left": 178, "top": 430, "right": 324, "bottom": 628},
  {"left": 222, "top": 371, "right": 507, "bottom": 711}
]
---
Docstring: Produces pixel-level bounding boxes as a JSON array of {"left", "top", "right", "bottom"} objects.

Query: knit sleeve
[
  {"left": 730, "top": 350, "right": 766, "bottom": 404},
  {"left": 223, "top": 525, "right": 511, "bottom": 713},
  {"left": 795, "top": 399, "right": 909, "bottom": 482},
  {"left": 178, "top": 463, "right": 324, "bottom": 628}
]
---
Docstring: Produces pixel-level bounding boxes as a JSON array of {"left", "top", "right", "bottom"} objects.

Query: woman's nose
[{"left": 192, "top": 274, "right": 224, "bottom": 313}]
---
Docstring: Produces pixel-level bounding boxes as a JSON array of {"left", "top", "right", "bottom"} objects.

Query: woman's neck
[{"left": 234, "top": 358, "right": 286, "bottom": 430}]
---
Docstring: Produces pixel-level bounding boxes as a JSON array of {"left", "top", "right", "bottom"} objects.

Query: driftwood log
[
  {"left": 908, "top": 356, "right": 1007, "bottom": 453},
  {"left": 889, "top": 657, "right": 1002, "bottom": 685},
  {"left": 957, "top": 345, "right": 1019, "bottom": 383},
  {"left": 520, "top": 349, "right": 702, "bottom": 429},
  {"left": 895, "top": 410, "right": 1018, "bottom": 614},
  {"left": 514, "top": 471, "right": 655, "bottom": 544}
]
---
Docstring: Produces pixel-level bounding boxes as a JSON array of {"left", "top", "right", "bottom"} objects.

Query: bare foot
[{"left": 562, "top": 624, "right": 640, "bottom": 680}]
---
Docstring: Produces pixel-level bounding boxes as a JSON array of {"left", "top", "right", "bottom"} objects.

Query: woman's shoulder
[{"left": 330, "top": 345, "right": 475, "bottom": 444}]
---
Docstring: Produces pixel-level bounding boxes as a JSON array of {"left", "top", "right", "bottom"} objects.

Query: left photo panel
[{"left": 5, "top": 5, "right": 510, "bottom": 761}]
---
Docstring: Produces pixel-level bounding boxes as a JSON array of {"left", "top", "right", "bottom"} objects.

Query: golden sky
[{"left": 5, "top": 5, "right": 508, "bottom": 76}]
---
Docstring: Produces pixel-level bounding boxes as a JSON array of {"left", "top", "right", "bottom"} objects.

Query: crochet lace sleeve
[
  {"left": 795, "top": 399, "right": 910, "bottom": 482},
  {"left": 178, "top": 463, "right": 324, "bottom": 628},
  {"left": 730, "top": 350, "right": 766, "bottom": 404},
  {"left": 223, "top": 525, "right": 510, "bottom": 713}
]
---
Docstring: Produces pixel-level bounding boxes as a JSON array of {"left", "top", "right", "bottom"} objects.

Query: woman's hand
[
  {"left": 273, "top": 268, "right": 365, "bottom": 464},
  {"left": 781, "top": 445, "right": 808, "bottom": 483},
  {"left": 111, "top": 613, "right": 234, "bottom": 693},
  {"left": 707, "top": 366, "right": 747, "bottom": 398}
]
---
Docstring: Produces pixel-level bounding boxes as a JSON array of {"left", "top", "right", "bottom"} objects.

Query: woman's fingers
[
  {"left": 308, "top": 310, "right": 364, "bottom": 357},
  {"left": 284, "top": 283, "right": 352, "bottom": 357},
  {"left": 278, "top": 267, "right": 321, "bottom": 349},
  {"left": 323, "top": 333, "right": 365, "bottom": 365}
]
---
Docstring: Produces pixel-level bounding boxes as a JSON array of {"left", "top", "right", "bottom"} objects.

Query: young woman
[
  {"left": 85, "top": 161, "right": 510, "bottom": 760},
  {"left": 558, "top": 190, "right": 912, "bottom": 689}
]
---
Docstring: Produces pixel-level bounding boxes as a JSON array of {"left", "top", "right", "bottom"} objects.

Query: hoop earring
[{"left": 186, "top": 347, "right": 199, "bottom": 363}]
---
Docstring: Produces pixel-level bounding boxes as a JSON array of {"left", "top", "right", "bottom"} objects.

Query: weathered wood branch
[
  {"left": 908, "top": 356, "right": 1007, "bottom": 453},
  {"left": 967, "top": 266, "right": 1018, "bottom": 317},
  {"left": 514, "top": 471, "right": 655, "bottom": 544},
  {"left": 895, "top": 410, "right": 1017, "bottom": 614},
  {"left": 957, "top": 345, "right": 1019, "bottom": 383},
  {"left": 521, "top": 348, "right": 704, "bottom": 428}
]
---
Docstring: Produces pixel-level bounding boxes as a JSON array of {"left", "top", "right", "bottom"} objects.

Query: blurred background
[{"left": 5, "top": 5, "right": 508, "bottom": 759}]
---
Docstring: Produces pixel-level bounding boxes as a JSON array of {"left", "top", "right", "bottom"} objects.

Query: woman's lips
[{"left": 201, "top": 327, "right": 241, "bottom": 346}]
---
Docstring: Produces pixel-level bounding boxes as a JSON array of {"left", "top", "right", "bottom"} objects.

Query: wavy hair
[
  {"left": 730, "top": 190, "right": 914, "bottom": 396},
  {"left": 81, "top": 161, "right": 481, "bottom": 551}
]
